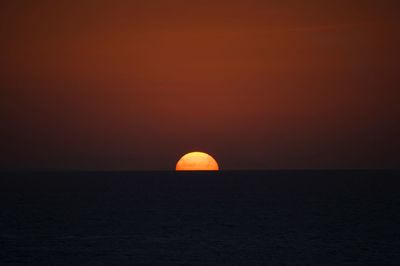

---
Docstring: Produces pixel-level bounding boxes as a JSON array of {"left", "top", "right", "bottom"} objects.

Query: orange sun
[{"left": 176, "top": 151, "right": 219, "bottom": 171}]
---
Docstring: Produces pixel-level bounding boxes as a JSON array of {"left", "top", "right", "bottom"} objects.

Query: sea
[{"left": 0, "top": 170, "right": 399, "bottom": 265}]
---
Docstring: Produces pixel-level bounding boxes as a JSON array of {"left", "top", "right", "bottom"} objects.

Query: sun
[{"left": 176, "top": 151, "right": 219, "bottom": 171}]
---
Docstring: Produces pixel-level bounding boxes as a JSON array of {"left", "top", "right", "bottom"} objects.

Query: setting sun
[{"left": 176, "top": 152, "right": 219, "bottom": 171}]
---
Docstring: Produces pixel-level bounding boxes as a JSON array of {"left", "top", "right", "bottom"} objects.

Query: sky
[{"left": 1, "top": 0, "right": 399, "bottom": 170}]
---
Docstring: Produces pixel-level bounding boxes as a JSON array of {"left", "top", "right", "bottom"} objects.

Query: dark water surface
[{"left": 1, "top": 170, "right": 399, "bottom": 265}]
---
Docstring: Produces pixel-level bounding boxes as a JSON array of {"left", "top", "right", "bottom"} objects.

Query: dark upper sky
[{"left": 1, "top": 0, "right": 399, "bottom": 170}]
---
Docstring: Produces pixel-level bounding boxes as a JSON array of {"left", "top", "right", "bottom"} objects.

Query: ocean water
[{"left": 0, "top": 170, "right": 399, "bottom": 265}]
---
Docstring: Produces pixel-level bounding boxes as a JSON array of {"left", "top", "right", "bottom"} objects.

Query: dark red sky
[{"left": 1, "top": 0, "right": 399, "bottom": 170}]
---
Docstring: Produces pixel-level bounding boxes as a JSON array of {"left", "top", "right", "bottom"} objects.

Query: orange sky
[{"left": 1, "top": 0, "right": 399, "bottom": 170}]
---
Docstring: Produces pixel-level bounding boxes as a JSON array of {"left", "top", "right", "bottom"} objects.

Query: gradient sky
[{"left": 1, "top": 0, "right": 399, "bottom": 170}]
